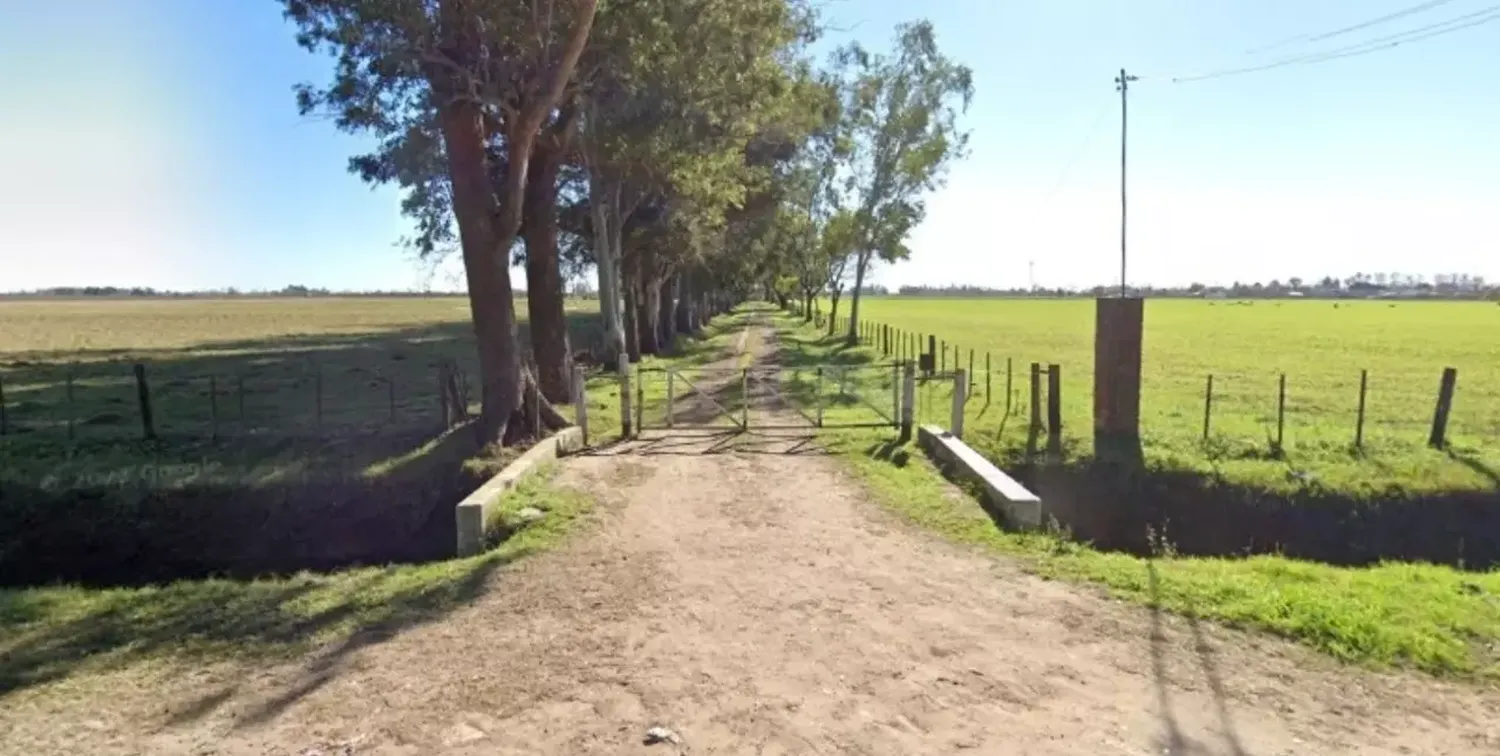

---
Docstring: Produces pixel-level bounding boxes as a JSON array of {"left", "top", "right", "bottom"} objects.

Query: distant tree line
[
  {"left": 896, "top": 273, "right": 1499, "bottom": 300},
  {"left": 0, "top": 285, "right": 468, "bottom": 299}
]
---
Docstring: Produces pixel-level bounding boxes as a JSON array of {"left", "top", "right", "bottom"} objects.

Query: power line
[
  {"left": 1174, "top": 5, "right": 1500, "bottom": 83},
  {"left": 1246, "top": 0, "right": 1461, "bottom": 54},
  {"left": 1037, "top": 100, "right": 1113, "bottom": 210}
]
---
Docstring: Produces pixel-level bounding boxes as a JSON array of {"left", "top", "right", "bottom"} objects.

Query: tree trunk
[
  {"left": 523, "top": 147, "right": 572, "bottom": 403},
  {"left": 675, "top": 272, "right": 695, "bottom": 334},
  {"left": 846, "top": 253, "right": 870, "bottom": 346},
  {"left": 639, "top": 274, "right": 662, "bottom": 356},
  {"left": 437, "top": 99, "right": 525, "bottom": 444},
  {"left": 827, "top": 291, "right": 841, "bottom": 337},
  {"left": 590, "top": 176, "right": 626, "bottom": 366},
  {"left": 622, "top": 248, "right": 641, "bottom": 362},
  {"left": 428, "top": 0, "right": 590, "bottom": 444},
  {"left": 803, "top": 292, "right": 814, "bottom": 321},
  {"left": 658, "top": 275, "right": 677, "bottom": 351}
]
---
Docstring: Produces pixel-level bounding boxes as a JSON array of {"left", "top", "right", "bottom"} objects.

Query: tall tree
[
  {"left": 284, "top": 0, "right": 597, "bottom": 444},
  {"left": 829, "top": 20, "right": 972, "bottom": 345}
]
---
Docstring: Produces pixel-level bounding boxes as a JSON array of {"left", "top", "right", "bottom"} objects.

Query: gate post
[
  {"left": 900, "top": 362, "right": 916, "bottom": 442},
  {"left": 741, "top": 368, "right": 750, "bottom": 430},
  {"left": 618, "top": 354, "right": 632, "bottom": 437},
  {"left": 666, "top": 369, "right": 675, "bottom": 429},
  {"left": 951, "top": 369, "right": 968, "bottom": 439},
  {"left": 891, "top": 362, "right": 900, "bottom": 426},
  {"left": 572, "top": 365, "right": 589, "bottom": 446},
  {"left": 815, "top": 367, "right": 824, "bottom": 427}
]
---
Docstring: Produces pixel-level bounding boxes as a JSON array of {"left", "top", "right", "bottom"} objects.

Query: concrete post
[
  {"left": 951, "top": 369, "right": 968, "bottom": 439},
  {"left": 571, "top": 365, "right": 589, "bottom": 446},
  {"left": 1094, "top": 297, "right": 1144, "bottom": 463},
  {"left": 618, "top": 354, "right": 632, "bottom": 437},
  {"left": 900, "top": 363, "right": 917, "bottom": 442}
]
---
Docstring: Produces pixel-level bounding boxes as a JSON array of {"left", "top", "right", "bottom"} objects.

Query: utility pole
[{"left": 1115, "top": 67, "right": 1138, "bottom": 298}]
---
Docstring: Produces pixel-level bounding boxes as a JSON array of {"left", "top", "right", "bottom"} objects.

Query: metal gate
[{"left": 634, "top": 362, "right": 906, "bottom": 432}]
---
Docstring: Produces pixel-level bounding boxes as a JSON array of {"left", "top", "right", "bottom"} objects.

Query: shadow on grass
[
  {"left": 1005, "top": 455, "right": 1500, "bottom": 570},
  {"left": 0, "top": 544, "right": 520, "bottom": 704},
  {"left": 1449, "top": 449, "right": 1500, "bottom": 488},
  {"left": 0, "top": 312, "right": 614, "bottom": 588}
]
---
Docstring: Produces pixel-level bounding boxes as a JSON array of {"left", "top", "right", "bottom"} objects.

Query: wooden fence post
[
  {"left": 666, "top": 369, "right": 675, "bottom": 429},
  {"left": 950, "top": 369, "right": 968, "bottom": 439},
  {"left": 134, "top": 363, "right": 156, "bottom": 440},
  {"left": 940, "top": 340, "right": 946, "bottom": 372},
  {"left": 926, "top": 335, "right": 936, "bottom": 375},
  {"left": 1354, "top": 369, "right": 1368, "bottom": 451},
  {"left": 1429, "top": 367, "right": 1457, "bottom": 449},
  {"left": 967, "top": 349, "right": 975, "bottom": 397},
  {"left": 1202, "top": 374, "right": 1214, "bottom": 441},
  {"left": 1026, "top": 362, "right": 1042, "bottom": 458},
  {"left": 900, "top": 362, "right": 915, "bottom": 442},
  {"left": 636, "top": 367, "right": 645, "bottom": 435},
  {"left": 1046, "top": 364, "right": 1062, "bottom": 458},
  {"left": 619, "top": 354, "right": 633, "bottom": 437},
  {"left": 985, "top": 352, "right": 992, "bottom": 403},
  {"left": 1005, "top": 357, "right": 1014, "bottom": 417},
  {"left": 1275, "top": 373, "right": 1287, "bottom": 454},
  {"left": 815, "top": 367, "right": 824, "bottom": 427}
]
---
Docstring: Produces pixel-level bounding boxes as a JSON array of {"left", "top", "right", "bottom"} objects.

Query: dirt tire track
[{"left": 2, "top": 316, "right": 1497, "bottom": 755}]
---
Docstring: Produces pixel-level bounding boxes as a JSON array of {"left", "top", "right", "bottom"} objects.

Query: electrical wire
[
  {"left": 1037, "top": 100, "right": 1113, "bottom": 210},
  {"left": 1245, "top": 0, "right": 1461, "bottom": 54},
  {"left": 1174, "top": 4, "right": 1500, "bottom": 83}
]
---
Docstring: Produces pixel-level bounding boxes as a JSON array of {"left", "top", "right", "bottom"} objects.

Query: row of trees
[{"left": 285, "top": 0, "right": 971, "bottom": 446}]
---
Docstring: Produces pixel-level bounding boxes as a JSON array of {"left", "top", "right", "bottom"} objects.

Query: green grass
[
  {"left": 0, "top": 296, "right": 604, "bottom": 489},
  {"left": 826, "top": 297, "right": 1500, "bottom": 495},
  {"left": 775, "top": 309, "right": 1500, "bottom": 678},
  {"left": 0, "top": 463, "right": 594, "bottom": 694}
]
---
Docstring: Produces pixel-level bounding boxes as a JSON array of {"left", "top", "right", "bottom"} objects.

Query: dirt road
[{"left": 3, "top": 320, "right": 1497, "bottom": 754}]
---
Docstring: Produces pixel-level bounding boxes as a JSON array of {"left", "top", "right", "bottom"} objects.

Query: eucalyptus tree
[
  {"left": 283, "top": 0, "right": 597, "bottom": 444},
  {"left": 828, "top": 20, "right": 973, "bottom": 346},
  {"left": 574, "top": 0, "right": 821, "bottom": 362}
]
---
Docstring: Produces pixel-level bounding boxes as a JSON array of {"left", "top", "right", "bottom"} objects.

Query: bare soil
[{"left": 2, "top": 320, "right": 1497, "bottom": 755}]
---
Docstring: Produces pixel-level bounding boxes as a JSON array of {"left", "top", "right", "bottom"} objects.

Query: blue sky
[{"left": 2, "top": 1, "right": 1497, "bottom": 292}]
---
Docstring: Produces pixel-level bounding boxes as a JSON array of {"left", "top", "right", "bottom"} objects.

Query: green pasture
[{"left": 827, "top": 297, "right": 1500, "bottom": 495}]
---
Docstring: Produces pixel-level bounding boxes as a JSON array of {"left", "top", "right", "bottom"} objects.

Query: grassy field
[
  {"left": 770, "top": 311, "right": 1500, "bottom": 678},
  {"left": 0, "top": 297, "right": 599, "bottom": 488},
  {"left": 836, "top": 297, "right": 1500, "bottom": 495}
]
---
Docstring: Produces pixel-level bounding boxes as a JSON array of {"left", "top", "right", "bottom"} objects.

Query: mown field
[
  {"left": 0, "top": 297, "right": 602, "bottom": 488},
  {"left": 840, "top": 297, "right": 1500, "bottom": 495}
]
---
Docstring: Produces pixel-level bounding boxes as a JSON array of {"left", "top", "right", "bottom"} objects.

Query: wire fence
[
  {"left": 809, "top": 308, "right": 1500, "bottom": 457},
  {"left": 0, "top": 354, "right": 482, "bottom": 447}
]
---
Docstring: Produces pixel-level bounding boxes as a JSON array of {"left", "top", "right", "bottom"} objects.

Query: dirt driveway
[{"left": 2, "top": 321, "right": 1497, "bottom": 755}]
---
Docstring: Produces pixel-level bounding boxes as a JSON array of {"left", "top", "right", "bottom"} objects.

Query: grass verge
[
  {"left": 773, "top": 308, "right": 1500, "bottom": 679},
  {"left": 0, "top": 464, "right": 594, "bottom": 695}
]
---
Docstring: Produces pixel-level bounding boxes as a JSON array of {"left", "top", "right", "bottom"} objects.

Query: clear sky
[{"left": 2, "top": 1, "right": 1497, "bottom": 292}]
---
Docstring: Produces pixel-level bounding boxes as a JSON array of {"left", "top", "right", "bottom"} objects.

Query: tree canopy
[{"left": 283, "top": 0, "right": 972, "bottom": 444}]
